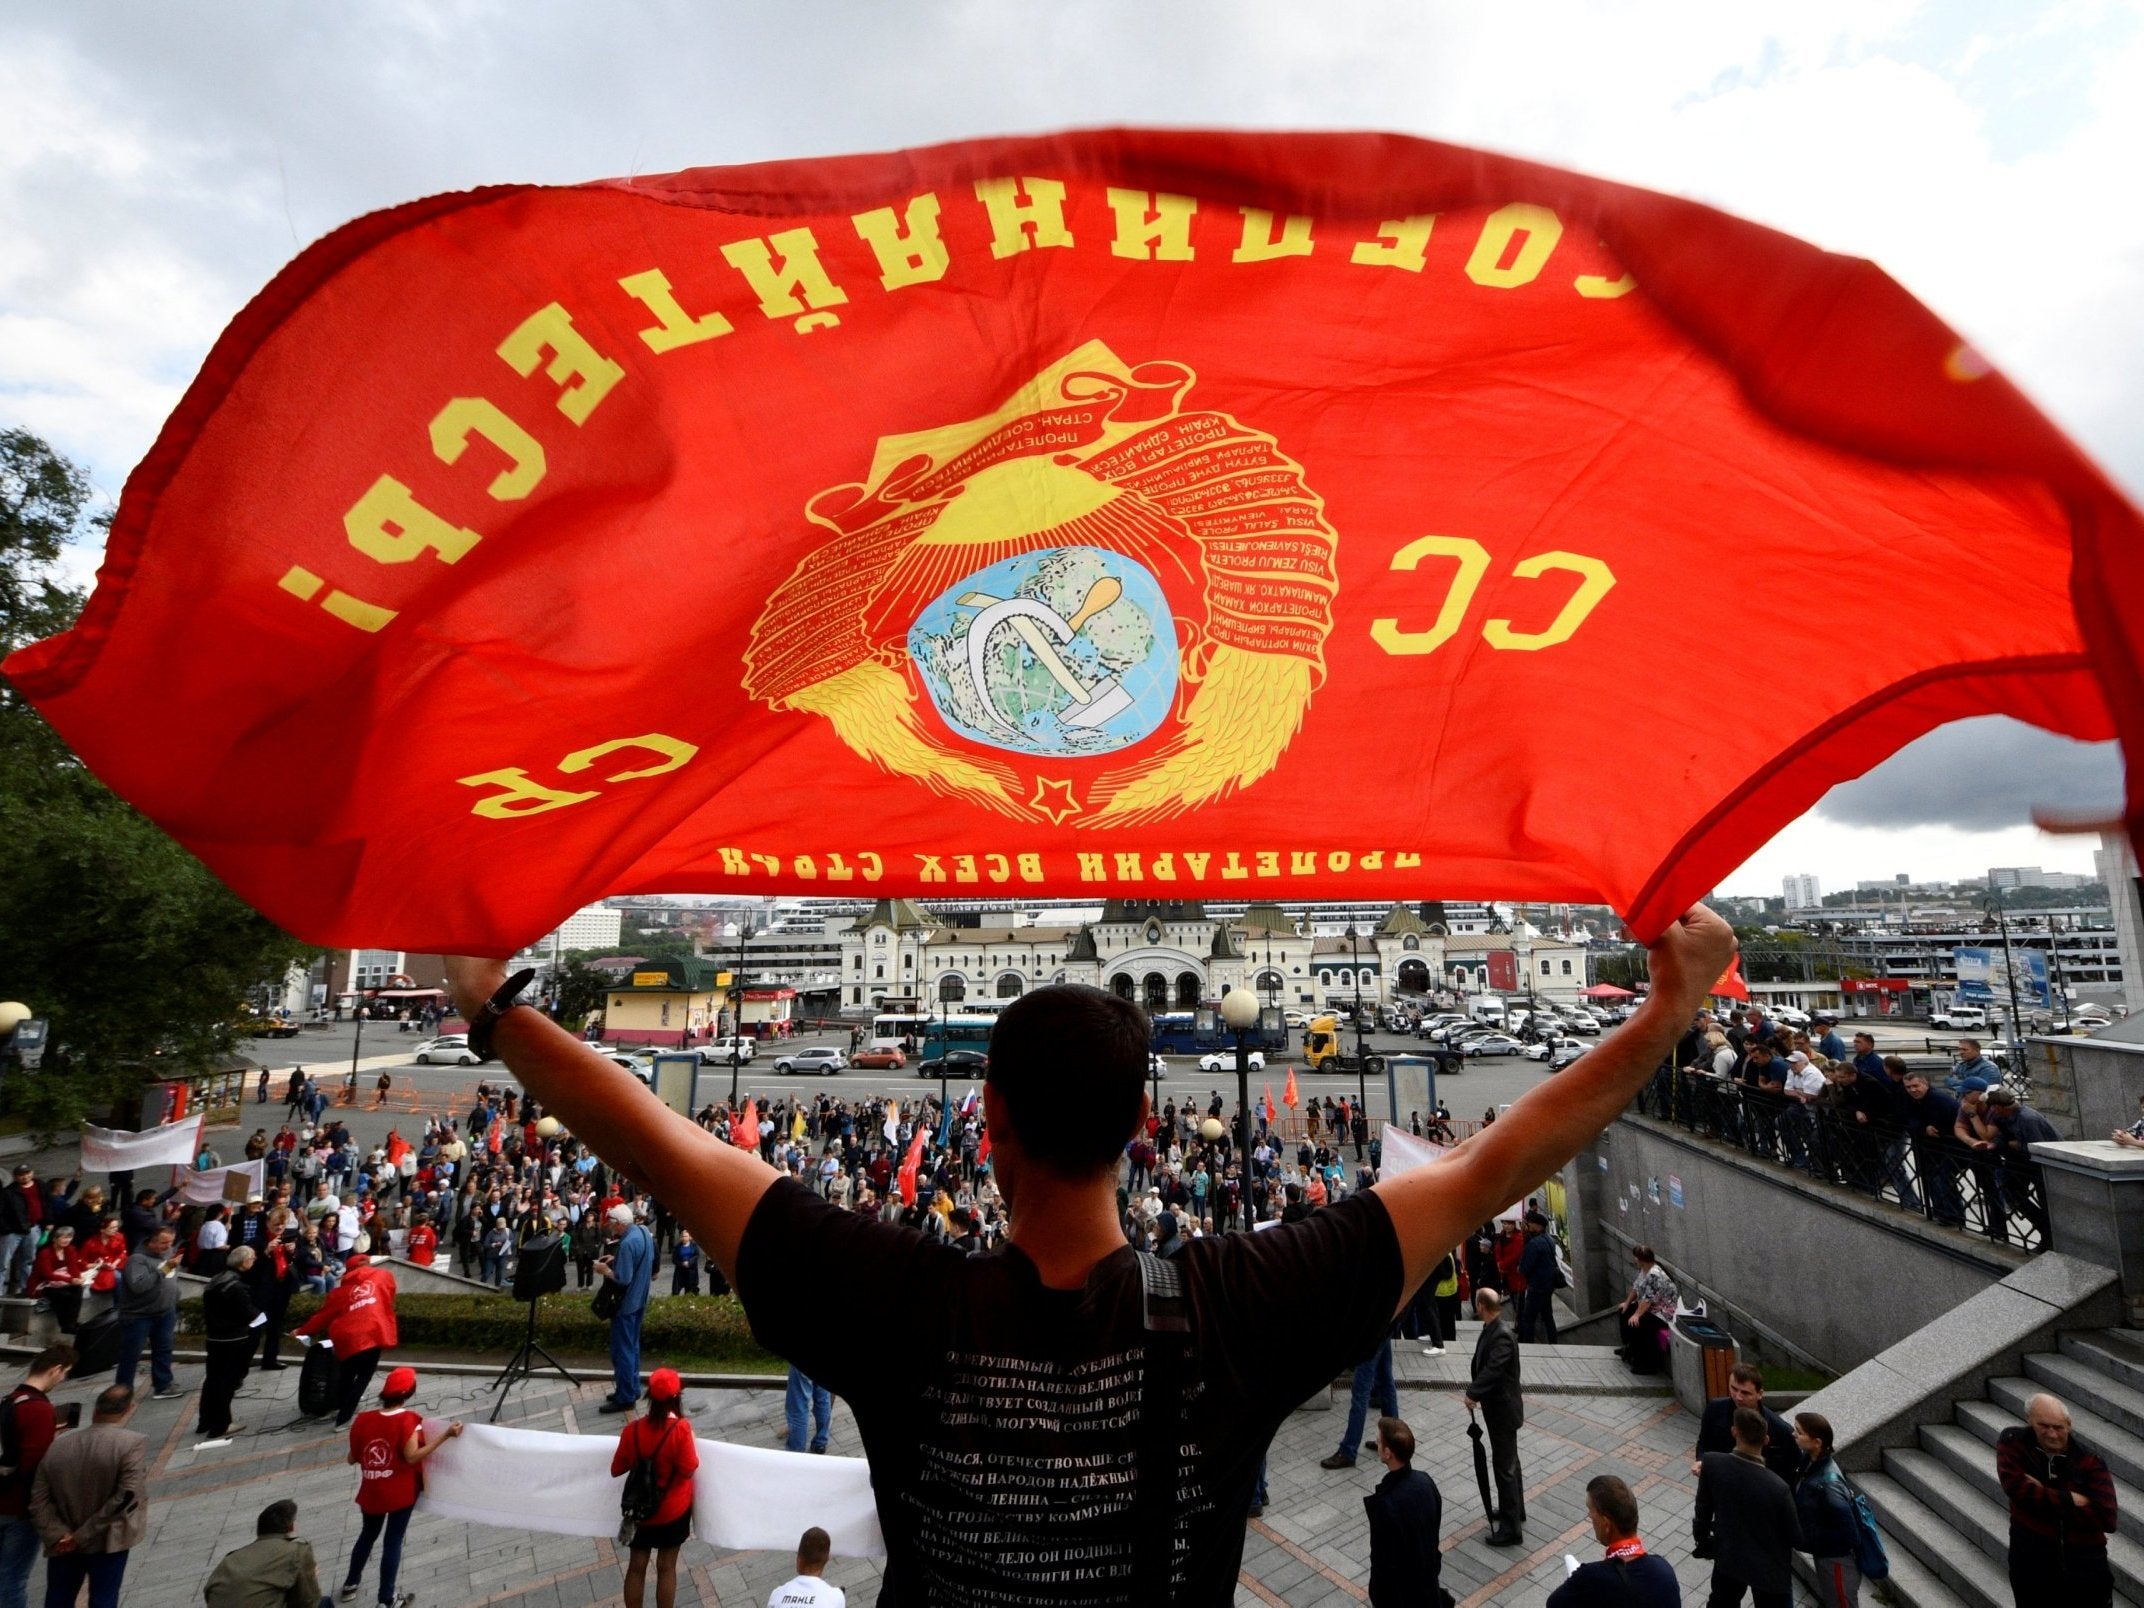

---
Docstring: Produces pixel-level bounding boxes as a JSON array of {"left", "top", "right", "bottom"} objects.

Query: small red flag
[
  {"left": 1712, "top": 956, "right": 1751, "bottom": 1002},
  {"left": 730, "top": 1105, "right": 757, "bottom": 1150},
  {"left": 897, "top": 1125, "right": 928, "bottom": 1206},
  {"left": 1262, "top": 1083, "right": 1276, "bottom": 1125},
  {"left": 385, "top": 1130, "right": 410, "bottom": 1167},
  {"left": 1283, "top": 1068, "right": 1300, "bottom": 1110},
  {"left": 977, "top": 1128, "right": 992, "bottom": 1169}
]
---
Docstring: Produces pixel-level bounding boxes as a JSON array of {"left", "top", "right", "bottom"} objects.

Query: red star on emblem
[{"left": 1029, "top": 778, "right": 1081, "bottom": 825}]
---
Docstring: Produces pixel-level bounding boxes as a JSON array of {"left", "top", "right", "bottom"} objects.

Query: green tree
[
  {"left": 553, "top": 958, "right": 611, "bottom": 1031},
  {"left": 0, "top": 429, "right": 315, "bottom": 1129}
]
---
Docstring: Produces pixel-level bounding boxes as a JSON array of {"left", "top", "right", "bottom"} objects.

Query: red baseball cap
[
  {"left": 383, "top": 1367, "right": 418, "bottom": 1398},
  {"left": 648, "top": 1367, "right": 683, "bottom": 1402}
]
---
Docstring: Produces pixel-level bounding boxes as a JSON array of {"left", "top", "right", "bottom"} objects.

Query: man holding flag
[{"left": 445, "top": 904, "right": 1734, "bottom": 1603}]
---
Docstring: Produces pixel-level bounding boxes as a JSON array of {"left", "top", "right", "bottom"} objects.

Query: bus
[
  {"left": 1150, "top": 1004, "right": 1289, "bottom": 1057},
  {"left": 1150, "top": 1012, "right": 1201, "bottom": 1054},
  {"left": 868, "top": 1013, "right": 930, "bottom": 1053},
  {"left": 922, "top": 1015, "right": 996, "bottom": 1060}
]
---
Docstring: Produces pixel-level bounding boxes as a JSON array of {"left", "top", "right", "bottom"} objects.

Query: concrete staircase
[{"left": 1853, "top": 1329, "right": 2144, "bottom": 1608}]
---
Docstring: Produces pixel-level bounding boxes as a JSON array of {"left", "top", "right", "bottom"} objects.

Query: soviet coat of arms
[{"left": 743, "top": 342, "right": 1339, "bottom": 824}]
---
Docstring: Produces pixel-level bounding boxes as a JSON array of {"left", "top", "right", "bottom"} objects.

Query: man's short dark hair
[
  {"left": 1523, "top": 1210, "right": 1547, "bottom": 1228},
  {"left": 1732, "top": 1406, "right": 1767, "bottom": 1446},
  {"left": 28, "top": 1344, "right": 77, "bottom": 1377},
  {"left": 987, "top": 986, "right": 1150, "bottom": 1177},
  {"left": 257, "top": 1499, "right": 298, "bottom": 1536},
  {"left": 798, "top": 1526, "right": 831, "bottom": 1569},
  {"left": 1376, "top": 1415, "right": 1414, "bottom": 1464},
  {"left": 94, "top": 1384, "right": 133, "bottom": 1420},
  {"left": 1729, "top": 1362, "right": 1764, "bottom": 1391},
  {"left": 1586, "top": 1474, "right": 1639, "bottom": 1536}
]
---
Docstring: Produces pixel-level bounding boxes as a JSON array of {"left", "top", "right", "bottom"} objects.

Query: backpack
[
  {"left": 1846, "top": 1482, "right": 1890, "bottom": 1579},
  {"left": 619, "top": 1417, "right": 673, "bottom": 1530}
]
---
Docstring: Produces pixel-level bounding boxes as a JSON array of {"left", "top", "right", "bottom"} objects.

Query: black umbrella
[{"left": 1467, "top": 1412, "right": 1501, "bottom": 1530}]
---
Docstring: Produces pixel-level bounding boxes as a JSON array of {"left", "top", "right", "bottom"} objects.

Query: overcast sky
[{"left": 1, "top": 0, "right": 2130, "bottom": 896}]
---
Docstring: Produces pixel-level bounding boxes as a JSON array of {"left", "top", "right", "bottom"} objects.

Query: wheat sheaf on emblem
[{"left": 742, "top": 341, "right": 1340, "bottom": 823}]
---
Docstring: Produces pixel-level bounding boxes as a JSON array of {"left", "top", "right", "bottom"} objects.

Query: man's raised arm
[
  {"left": 444, "top": 958, "right": 779, "bottom": 1285},
  {"left": 1372, "top": 906, "right": 1736, "bottom": 1304}
]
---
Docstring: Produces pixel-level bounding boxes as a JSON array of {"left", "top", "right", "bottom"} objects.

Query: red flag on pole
[
  {"left": 1283, "top": 1068, "right": 1299, "bottom": 1110},
  {"left": 5, "top": 130, "right": 2128, "bottom": 953},
  {"left": 977, "top": 1127, "right": 991, "bottom": 1170},
  {"left": 897, "top": 1125, "right": 928, "bottom": 1207},
  {"left": 1712, "top": 956, "right": 1751, "bottom": 1002},
  {"left": 1262, "top": 1083, "right": 1276, "bottom": 1126},
  {"left": 385, "top": 1130, "right": 410, "bottom": 1167},
  {"left": 730, "top": 1105, "right": 757, "bottom": 1150}
]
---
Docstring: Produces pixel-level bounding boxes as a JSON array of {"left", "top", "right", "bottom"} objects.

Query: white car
[
  {"left": 601, "top": 1052, "right": 655, "bottom": 1085},
  {"left": 1198, "top": 1050, "right": 1266, "bottom": 1072},
  {"left": 774, "top": 1046, "right": 847, "bottom": 1075},
  {"left": 413, "top": 1035, "right": 479, "bottom": 1066},
  {"left": 1931, "top": 1004, "right": 1987, "bottom": 1030},
  {"left": 1462, "top": 1034, "right": 1527, "bottom": 1058},
  {"left": 1768, "top": 1006, "right": 1812, "bottom": 1029},
  {"left": 1283, "top": 1010, "right": 1309, "bottom": 1029}
]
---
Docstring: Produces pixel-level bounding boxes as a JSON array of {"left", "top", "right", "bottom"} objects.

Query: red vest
[{"left": 297, "top": 1256, "right": 399, "bottom": 1352}]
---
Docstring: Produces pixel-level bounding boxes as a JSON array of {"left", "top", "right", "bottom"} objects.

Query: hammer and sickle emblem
[{"left": 959, "top": 576, "right": 1131, "bottom": 734}]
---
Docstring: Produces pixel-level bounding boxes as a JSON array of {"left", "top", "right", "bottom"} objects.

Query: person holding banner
[
  {"left": 445, "top": 904, "right": 1734, "bottom": 1603},
  {"left": 610, "top": 1367, "right": 698, "bottom": 1608},
  {"left": 341, "top": 1367, "right": 461, "bottom": 1608}
]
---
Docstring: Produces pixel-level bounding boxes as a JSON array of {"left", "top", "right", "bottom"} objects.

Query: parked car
[
  {"left": 1930, "top": 1004, "right": 1987, "bottom": 1030},
  {"left": 2071, "top": 1004, "right": 2114, "bottom": 1027},
  {"left": 413, "top": 1035, "right": 480, "bottom": 1066},
  {"left": 851, "top": 1046, "right": 907, "bottom": 1070},
  {"left": 774, "top": 1046, "right": 847, "bottom": 1075},
  {"left": 1198, "top": 1049, "right": 1266, "bottom": 1072},
  {"left": 1556, "top": 1013, "right": 1601, "bottom": 1035},
  {"left": 1148, "top": 1053, "right": 1168, "bottom": 1080},
  {"left": 1283, "top": 1010, "right": 1310, "bottom": 1029},
  {"left": 1462, "top": 1034, "right": 1527, "bottom": 1058},
  {"left": 600, "top": 1052, "right": 655, "bottom": 1085},
  {"left": 704, "top": 1035, "right": 756, "bottom": 1064},
  {"left": 1768, "top": 1005, "right": 1812, "bottom": 1029},
  {"left": 918, "top": 1049, "right": 989, "bottom": 1080},
  {"left": 1527, "top": 1038, "right": 1588, "bottom": 1068}
]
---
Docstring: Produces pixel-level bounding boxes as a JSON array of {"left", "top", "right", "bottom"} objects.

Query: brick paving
[{"left": 9, "top": 1321, "right": 1745, "bottom": 1608}]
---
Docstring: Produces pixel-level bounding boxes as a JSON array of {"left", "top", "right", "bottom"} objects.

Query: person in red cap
[
  {"left": 293, "top": 1234, "right": 399, "bottom": 1426},
  {"left": 341, "top": 1366, "right": 461, "bottom": 1608},
  {"left": 610, "top": 1367, "right": 698, "bottom": 1608}
]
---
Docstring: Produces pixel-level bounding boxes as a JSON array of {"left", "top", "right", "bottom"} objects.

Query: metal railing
[{"left": 1633, "top": 1066, "right": 2046, "bottom": 1253}]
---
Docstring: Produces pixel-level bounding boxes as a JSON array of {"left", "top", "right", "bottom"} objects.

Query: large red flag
[
  {"left": 729, "top": 1105, "right": 757, "bottom": 1150},
  {"left": 897, "top": 1125, "right": 928, "bottom": 1207},
  {"left": 7, "top": 130, "right": 2131, "bottom": 950}
]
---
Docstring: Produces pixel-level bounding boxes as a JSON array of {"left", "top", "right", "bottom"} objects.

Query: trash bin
[{"left": 1671, "top": 1314, "right": 1737, "bottom": 1416}]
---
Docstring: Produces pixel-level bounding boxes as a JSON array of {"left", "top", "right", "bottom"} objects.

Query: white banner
[
  {"left": 418, "top": 1419, "right": 885, "bottom": 1558},
  {"left": 79, "top": 1116, "right": 204, "bottom": 1173},
  {"left": 1378, "top": 1123, "right": 1524, "bottom": 1223},
  {"left": 179, "top": 1159, "right": 264, "bottom": 1205}
]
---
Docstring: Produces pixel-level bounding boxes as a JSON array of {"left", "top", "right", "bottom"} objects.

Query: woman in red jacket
[
  {"left": 610, "top": 1367, "right": 699, "bottom": 1608},
  {"left": 343, "top": 1366, "right": 461, "bottom": 1608},
  {"left": 25, "top": 1225, "right": 88, "bottom": 1332},
  {"left": 294, "top": 1236, "right": 399, "bottom": 1425}
]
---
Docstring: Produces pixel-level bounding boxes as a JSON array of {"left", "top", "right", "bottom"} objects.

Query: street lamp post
[
  {"left": 1985, "top": 898, "right": 2030, "bottom": 1072},
  {"left": 1219, "top": 987, "right": 1260, "bottom": 1232},
  {"left": 1345, "top": 927, "right": 1368, "bottom": 1157},
  {"left": 728, "top": 925, "right": 752, "bottom": 1108}
]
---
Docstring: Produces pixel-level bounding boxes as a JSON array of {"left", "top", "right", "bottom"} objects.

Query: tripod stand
[{"left": 489, "top": 1296, "right": 576, "bottom": 1422}]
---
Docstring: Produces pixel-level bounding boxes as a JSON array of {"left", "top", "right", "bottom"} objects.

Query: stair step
[
  {"left": 1882, "top": 1447, "right": 2011, "bottom": 1572},
  {"left": 1792, "top": 1525, "right": 1971, "bottom": 1608},
  {"left": 1855, "top": 1469, "right": 2012, "bottom": 1608},
  {"left": 1964, "top": 1392, "right": 2144, "bottom": 1547},
  {"left": 1919, "top": 1422, "right": 2008, "bottom": 1509},
  {"left": 2065, "top": 1330, "right": 2144, "bottom": 1396},
  {"left": 2025, "top": 1351, "right": 2144, "bottom": 1441}
]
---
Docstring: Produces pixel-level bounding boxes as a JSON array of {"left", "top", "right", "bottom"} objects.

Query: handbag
[{"left": 592, "top": 1279, "right": 622, "bottom": 1321}]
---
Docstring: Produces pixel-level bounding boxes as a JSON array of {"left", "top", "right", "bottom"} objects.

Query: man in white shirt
[
  {"left": 767, "top": 1526, "right": 843, "bottom": 1607},
  {"left": 334, "top": 1196, "right": 361, "bottom": 1256}
]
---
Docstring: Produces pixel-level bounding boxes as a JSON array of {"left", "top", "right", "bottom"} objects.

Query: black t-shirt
[{"left": 738, "top": 1179, "right": 1403, "bottom": 1606}]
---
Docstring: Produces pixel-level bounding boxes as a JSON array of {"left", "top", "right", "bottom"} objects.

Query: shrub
[{"left": 178, "top": 1290, "right": 779, "bottom": 1370}]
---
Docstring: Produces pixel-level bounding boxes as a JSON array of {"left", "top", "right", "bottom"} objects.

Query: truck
[{"left": 1302, "top": 1014, "right": 1392, "bottom": 1077}]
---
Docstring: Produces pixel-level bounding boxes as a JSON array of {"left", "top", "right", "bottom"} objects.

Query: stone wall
[{"left": 1566, "top": 1114, "right": 2031, "bottom": 1375}]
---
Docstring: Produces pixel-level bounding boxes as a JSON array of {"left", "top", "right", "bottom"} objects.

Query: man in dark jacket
[
  {"left": 1464, "top": 1286, "right": 1525, "bottom": 1546},
  {"left": 113, "top": 1229, "right": 182, "bottom": 1399},
  {"left": 1548, "top": 1475, "right": 1681, "bottom": 1608},
  {"left": 1691, "top": 1364, "right": 1799, "bottom": 1483},
  {"left": 1693, "top": 1407, "right": 1802, "bottom": 1608},
  {"left": 1985, "top": 1090, "right": 2060, "bottom": 1242},
  {"left": 198, "top": 1246, "right": 260, "bottom": 1440},
  {"left": 1516, "top": 1212, "right": 1561, "bottom": 1343},
  {"left": 1363, "top": 1416, "right": 1442, "bottom": 1607},
  {"left": 1998, "top": 1393, "right": 2117, "bottom": 1607}
]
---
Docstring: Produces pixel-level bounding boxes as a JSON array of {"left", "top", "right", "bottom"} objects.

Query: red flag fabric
[
  {"left": 977, "top": 1127, "right": 991, "bottom": 1169},
  {"left": 8, "top": 130, "right": 2131, "bottom": 950},
  {"left": 1262, "top": 1083, "right": 1276, "bottom": 1126},
  {"left": 1283, "top": 1067, "right": 1299, "bottom": 1110},
  {"left": 385, "top": 1131, "right": 410, "bottom": 1167},
  {"left": 897, "top": 1125, "right": 928, "bottom": 1207},
  {"left": 730, "top": 1106, "right": 757, "bottom": 1150},
  {"left": 1712, "top": 957, "right": 1751, "bottom": 1002}
]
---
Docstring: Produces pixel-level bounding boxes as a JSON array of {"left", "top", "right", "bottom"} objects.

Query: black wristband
[{"left": 467, "top": 967, "right": 538, "bottom": 1061}]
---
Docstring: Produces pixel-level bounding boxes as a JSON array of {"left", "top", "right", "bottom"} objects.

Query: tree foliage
[
  {"left": 553, "top": 958, "right": 611, "bottom": 1031},
  {"left": 0, "top": 428, "right": 315, "bottom": 1128}
]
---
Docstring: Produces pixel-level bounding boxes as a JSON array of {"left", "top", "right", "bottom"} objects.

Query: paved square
[{"left": 21, "top": 1329, "right": 1727, "bottom": 1607}]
